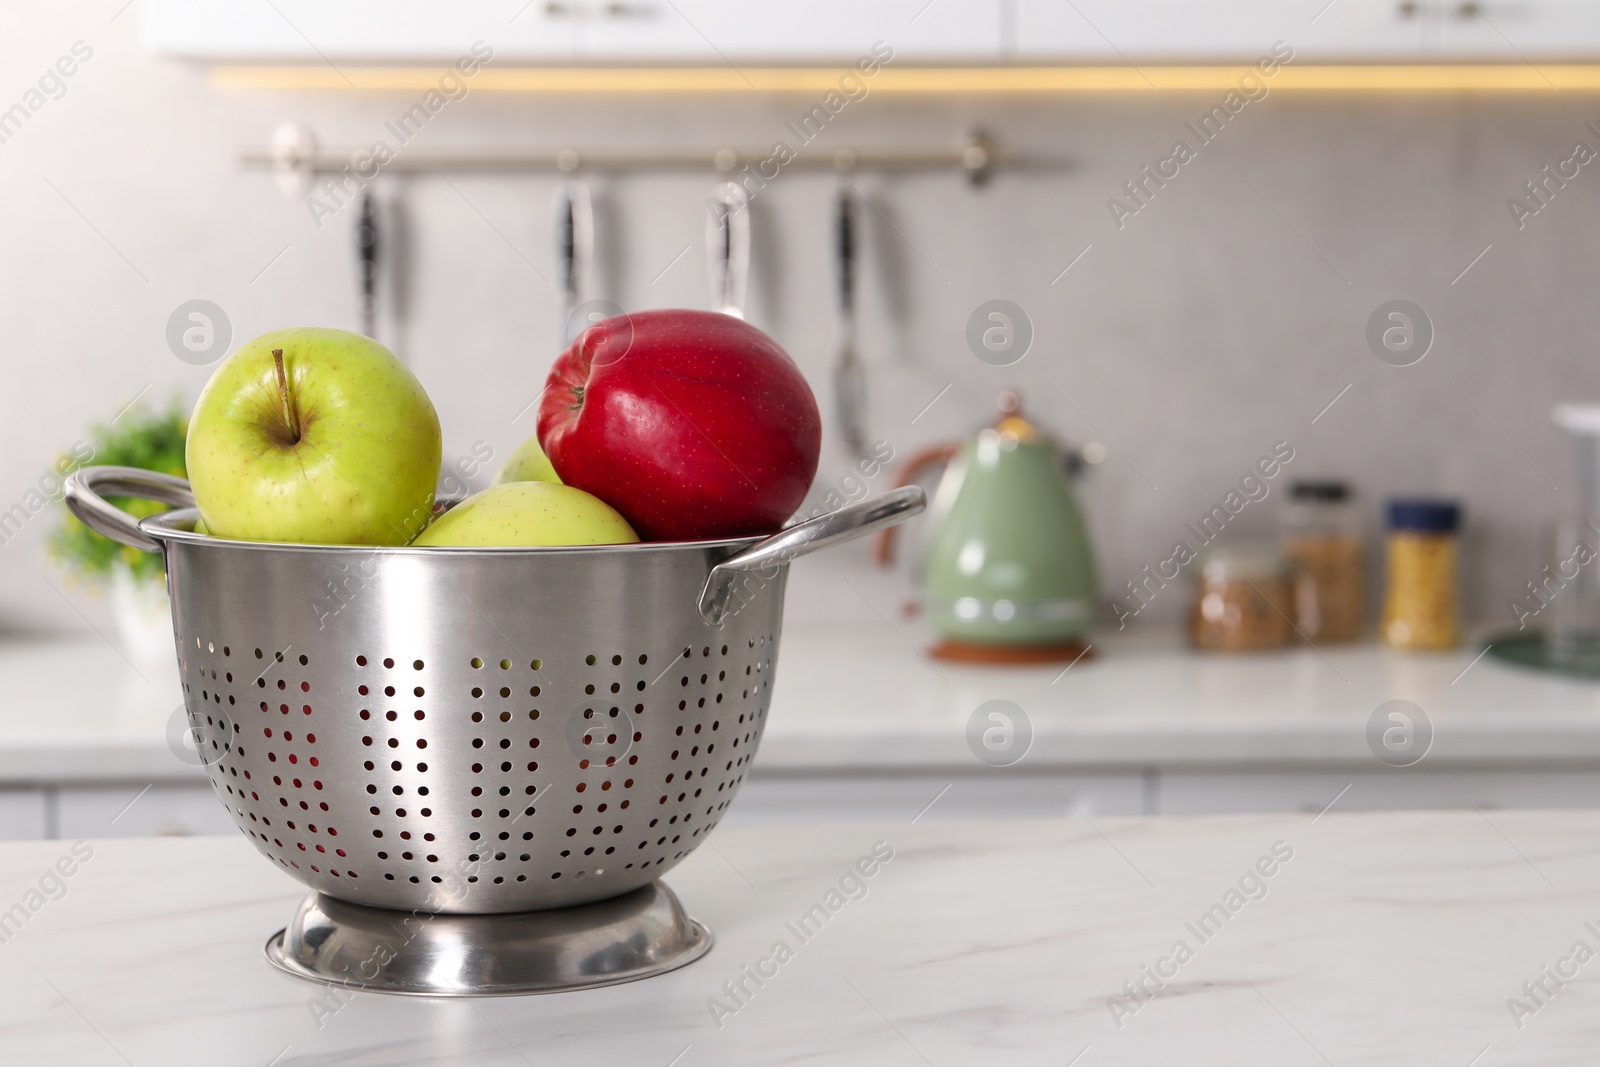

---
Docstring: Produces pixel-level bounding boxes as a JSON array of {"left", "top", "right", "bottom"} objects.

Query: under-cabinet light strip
[{"left": 209, "top": 64, "right": 1600, "bottom": 93}]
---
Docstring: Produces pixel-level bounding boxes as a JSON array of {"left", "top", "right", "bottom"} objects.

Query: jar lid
[
  {"left": 1291, "top": 480, "right": 1350, "bottom": 502},
  {"left": 1388, "top": 499, "right": 1460, "bottom": 533},
  {"left": 1197, "top": 545, "right": 1290, "bottom": 581}
]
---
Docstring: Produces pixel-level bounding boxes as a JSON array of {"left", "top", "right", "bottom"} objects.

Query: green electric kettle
[{"left": 876, "top": 392, "right": 1099, "bottom": 663}]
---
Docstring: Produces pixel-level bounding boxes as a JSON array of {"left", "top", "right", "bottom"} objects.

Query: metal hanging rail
[{"left": 242, "top": 124, "right": 1009, "bottom": 188}]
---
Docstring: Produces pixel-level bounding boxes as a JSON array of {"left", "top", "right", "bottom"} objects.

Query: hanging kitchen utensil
[
  {"left": 64, "top": 464, "right": 924, "bottom": 996},
  {"left": 706, "top": 181, "right": 749, "bottom": 319},
  {"left": 833, "top": 187, "right": 870, "bottom": 460},
  {"left": 356, "top": 192, "right": 379, "bottom": 341},
  {"left": 554, "top": 180, "right": 594, "bottom": 347},
  {"left": 876, "top": 391, "right": 1099, "bottom": 663}
]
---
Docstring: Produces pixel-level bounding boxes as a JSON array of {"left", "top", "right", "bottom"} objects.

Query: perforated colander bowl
[{"left": 66, "top": 467, "right": 922, "bottom": 915}]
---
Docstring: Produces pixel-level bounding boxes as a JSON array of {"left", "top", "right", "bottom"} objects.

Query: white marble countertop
[
  {"left": 2, "top": 623, "right": 1599, "bottom": 785},
  {"left": 2, "top": 812, "right": 1598, "bottom": 1064}
]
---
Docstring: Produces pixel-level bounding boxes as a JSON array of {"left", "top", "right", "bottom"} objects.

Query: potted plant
[{"left": 50, "top": 401, "right": 186, "bottom": 662}]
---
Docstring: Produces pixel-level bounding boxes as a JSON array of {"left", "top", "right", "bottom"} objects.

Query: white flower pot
[{"left": 110, "top": 570, "right": 175, "bottom": 665}]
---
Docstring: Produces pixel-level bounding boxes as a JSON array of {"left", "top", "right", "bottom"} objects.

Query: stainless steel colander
[{"left": 65, "top": 467, "right": 923, "bottom": 920}]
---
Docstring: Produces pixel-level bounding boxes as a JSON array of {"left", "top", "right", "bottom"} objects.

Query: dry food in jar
[
  {"left": 1285, "top": 533, "right": 1366, "bottom": 642},
  {"left": 1188, "top": 548, "right": 1295, "bottom": 652},
  {"left": 1380, "top": 499, "right": 1461, "bottom": 650}
]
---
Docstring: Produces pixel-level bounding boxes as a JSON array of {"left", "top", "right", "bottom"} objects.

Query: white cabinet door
[
  {"left": 576, "top": 1, "right": 1001, "bottom": 61},
  {"left": 143, "top": 0, "right": 999, "bottom": 62},
  {"left": 0, "top": 791, "right": 47, "bottom": 841},
  {"left": 142, "top": 0, "right": 577, "bottom": 61},
  {"left": 56, "top": 785, "right": 237, "bottom": 839},
  {"left": 1436, "top": 1, "right": 1600, "bottom": 58},
  {"left": 1015, "top": 0, "right": 1428, "bottom": 61},
  {"left": 724, "top": 772, "right": 1146, "bottom": 824},
  {"left": 1158, "top": 770, "right": 1600, "bottom": 815}
]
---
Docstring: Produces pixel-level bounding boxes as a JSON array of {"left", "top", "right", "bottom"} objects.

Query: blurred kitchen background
[{"left": 6, "top": 1, "right": 1600, "bottom": 837}]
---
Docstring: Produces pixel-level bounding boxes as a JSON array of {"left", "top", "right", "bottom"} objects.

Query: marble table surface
[
  {"left": 1, "top": 812, "right": 1598, "bottom": 1065},
  {"left": 4, "top": 622, "right": 1600, "bottom": 785}
]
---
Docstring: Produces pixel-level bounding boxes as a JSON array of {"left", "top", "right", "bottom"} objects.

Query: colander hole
[
  {"left": 471, "top": 657, "right": 483, "bottom": 669},
  {"left": 356, "top": 655, "right": 367, "bottom": 666},
  {"left": 531, "top": 659, "right": 542, "bottom": 670},
  {"left": 585, "top": 655, "right": 596, "bottom": 666},
  {"left": 500, "top": 659, "right": 511, "bottom": 670},
  {"left": 639, "top": 655, "right": 648, "bottom": 665},
  {"left": 383, "top": 658, "right": 394, "bottom": 668},
  {"left": 413, "top": 687, "right": 424, "bottom": 697},
  {"left": 472, "top": 688, "right": 483, "bottom": 699},
  {"left": 499, "top": 687, "right": 510, "bottom": 698}
]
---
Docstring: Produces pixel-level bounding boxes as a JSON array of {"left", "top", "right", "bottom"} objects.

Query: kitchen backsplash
[{"left": 2, "top": 6, "right": 1592, "bottom": 634}]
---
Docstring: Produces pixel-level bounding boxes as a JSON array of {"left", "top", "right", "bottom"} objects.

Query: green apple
[
  {"left": 187, "top": 327, "right": 441, "bottom": 545},
  {"left": 412, "top": 482, "right": 638, "bottom": 547},
  {"left": 493, "top": 433, "right": 561, "bottom": 485}
]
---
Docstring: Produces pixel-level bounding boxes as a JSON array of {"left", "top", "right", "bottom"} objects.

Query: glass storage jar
[
  {"left": 1188, "top": 546, "right": 1294, "bottom": 652},
  {"left": 1380, "top": 499, "right": 1461, "bottom": 650},
  {"left": 1280, "top": 480, "right": 1366, "bottom": 643}
]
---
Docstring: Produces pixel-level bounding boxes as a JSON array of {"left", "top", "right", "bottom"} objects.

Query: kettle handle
[{"left": 872, "top": 442, "right": 959, "bottom": 566}]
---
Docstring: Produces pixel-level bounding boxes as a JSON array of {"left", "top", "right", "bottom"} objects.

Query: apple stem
[{"left": 272, "top": 349, "right": 301, "bottom": 443}]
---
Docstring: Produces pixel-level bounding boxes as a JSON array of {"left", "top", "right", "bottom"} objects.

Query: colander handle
[
  {"left": 63, "top": 465, "right": 195, "bottom": 553},
  {"left": 697, "top": 484, "right": 926, "bottom": 626}
]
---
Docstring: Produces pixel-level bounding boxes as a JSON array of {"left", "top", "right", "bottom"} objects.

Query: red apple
[{"left": 537, "top": 309, "right": 821, "bottom": 541}]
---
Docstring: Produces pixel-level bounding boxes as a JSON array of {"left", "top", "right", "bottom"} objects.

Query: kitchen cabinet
[
  {"left": 141, "top": 0, "right": 998, "bottom": 62},
  {"left": 0, "top": 791, "right": 46, "bottom": 840},
  {"left": 141, "top": 1, "right": 575, "bottom": 62},
  {"left": 1433, "top": 1, "right": 1600, "bottom": 57},
  {"left": 729, "top": 770, "right": 1148, "bottom": 823},
  {"left": 54, "top": 784, "right": 237, "bottom": 839},
  {"left": 559, "top": 1, "right": 1000, "bottom": 61},
  {"left": 142, "top": 0, "right": 1600, "bottom": 63},
  {"left": 1014, "top": 1, "right": 1428, "bottom": 61},
  {"left": 1158, "top": 768, "right": 1600, "bottom": 814}
]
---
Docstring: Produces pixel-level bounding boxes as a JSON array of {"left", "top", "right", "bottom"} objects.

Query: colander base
[{"left": 264, "top": 880, "right": 711, "bottom": 996}]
